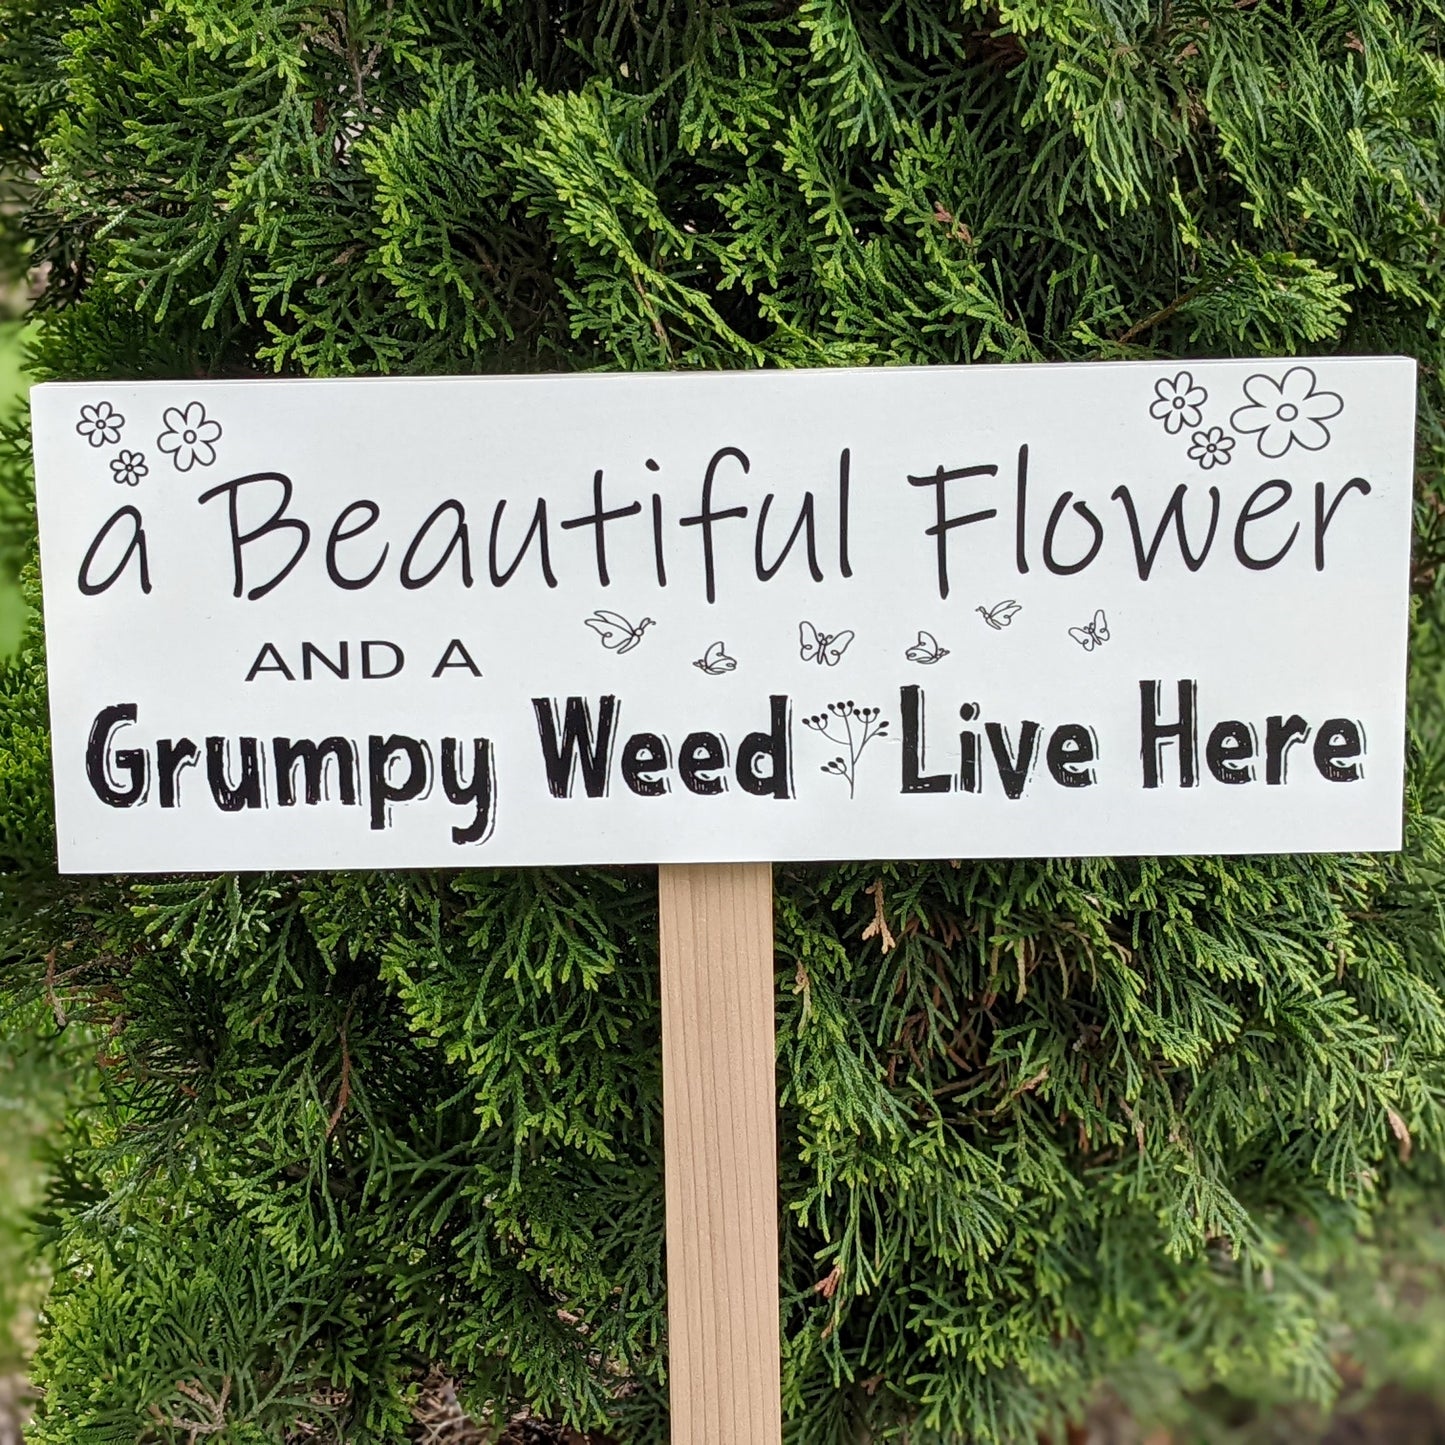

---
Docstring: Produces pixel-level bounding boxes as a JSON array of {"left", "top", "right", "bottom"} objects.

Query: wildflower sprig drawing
[{"left": 803, "top": 700, "right": 889, "bottom": 798}]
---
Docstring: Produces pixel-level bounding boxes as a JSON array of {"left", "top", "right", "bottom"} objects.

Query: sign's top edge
[{"left": 26, "top": 355, "right": 1420, "bottom": 393}]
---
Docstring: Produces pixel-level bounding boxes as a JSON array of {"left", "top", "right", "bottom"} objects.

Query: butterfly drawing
[
  {"left": 904, "top": 630, "right": 949, "bottom": 665},
  {"left": 693, "top": 640, "right": 737, "bottom": 675},
  {"left": 1068, "top": 609, "right": 1110, "bottom": 652},
  {"left": 584, "top": 611, "right": 654, "bottom": 654},
  {"left": 799, "top": 621, "right": 855, "bottom": 667},
  {"left": 977, "top": 600, "right": 1022, "bottom": 630}
]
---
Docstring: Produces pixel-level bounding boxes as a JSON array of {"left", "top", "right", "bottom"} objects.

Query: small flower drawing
[
  {"left": 1149, "top": 371, "right": 1207, "bottom": 434},
  {"left": 76, "top": 400, "right": 124, "bottom": 448},
  {"left": 157, "top": 401, "right": 222, "bottom": 472},
  {"left": 1187, "top": 426, "right": 1234, "bottom": 470},
  {"left": 1230, "top": 367, "right": 1343, "bottom": 457},
  {"left": 108, "top": 449, "right": 148, "bottom": 487}
]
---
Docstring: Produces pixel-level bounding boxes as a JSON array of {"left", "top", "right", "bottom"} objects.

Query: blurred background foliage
[
  {"left": 0, "top": 313, "right": 56, "bottom": 1441},
  {"left": 0, "top": 322, "right": 29, "bottom": 651}
]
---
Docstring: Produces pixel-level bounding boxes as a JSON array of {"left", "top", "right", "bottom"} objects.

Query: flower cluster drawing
[
  {"left": 76, "top": 397, "right": 225, "bottom": 487},
  {"left": 804, "top": 701, "right": 889, "bottom": 798},
  {"left": 1148, "top": 364, "right": 1344, "bottom": 470}
]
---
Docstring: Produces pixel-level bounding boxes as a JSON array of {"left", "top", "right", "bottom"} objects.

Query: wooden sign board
[{"left": 30, "top": 359, "right": 1418, "bottom": 1439}]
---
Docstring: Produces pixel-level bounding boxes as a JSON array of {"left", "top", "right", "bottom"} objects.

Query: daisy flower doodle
[
  {"left": 1148, "top": 371, "right": 1207, "bottom": 434},
  {"left": 75, "top": 400, "right": 124, "bottom": 448},
  {"left": 1187, "top": 427, "right": 1234, "bottom": 470},
  {"left": 109, "top": 449, "right": 148, "bottom": 486},
  {"left": 1230, "top": 367, "right": 1343, "bottom": 458},
  {"left": 157, "top": 401, "right": 223, "bottom": 472}
]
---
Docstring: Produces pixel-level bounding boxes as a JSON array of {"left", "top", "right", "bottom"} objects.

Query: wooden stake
[{"left": 658, "top": 862, "right": 782, "bottom": 1444}]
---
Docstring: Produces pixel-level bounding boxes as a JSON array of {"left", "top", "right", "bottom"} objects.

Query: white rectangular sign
[{"left": 32, "top": 359, "right": 1415, "bottom": 872}]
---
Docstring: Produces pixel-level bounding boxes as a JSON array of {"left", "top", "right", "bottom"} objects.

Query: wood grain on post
[{"left": 658, "top": 862, "right": 782, "bottom": 1445}]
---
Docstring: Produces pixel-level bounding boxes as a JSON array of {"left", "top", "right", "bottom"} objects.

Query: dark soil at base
[
  {"left": 6, "top": 1374, "right": 1445, "bottom": 1443},
  {"left": 1321, "top": 1385, "right": 1445, "bottom": 1444}
]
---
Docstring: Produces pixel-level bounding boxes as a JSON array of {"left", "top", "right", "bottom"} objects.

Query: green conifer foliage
[{"left": 3, "top": 2, "right": 1445, "bottom": 1440}]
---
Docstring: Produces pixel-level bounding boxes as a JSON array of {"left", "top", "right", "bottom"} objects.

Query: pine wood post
[{"left": 658, "top": 862, "right": 782, "bottom": 1444}]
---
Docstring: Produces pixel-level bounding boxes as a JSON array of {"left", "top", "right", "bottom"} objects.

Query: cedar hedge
[{"left": 4, "top": 2, "right": 1445, "bottom": 1440}]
